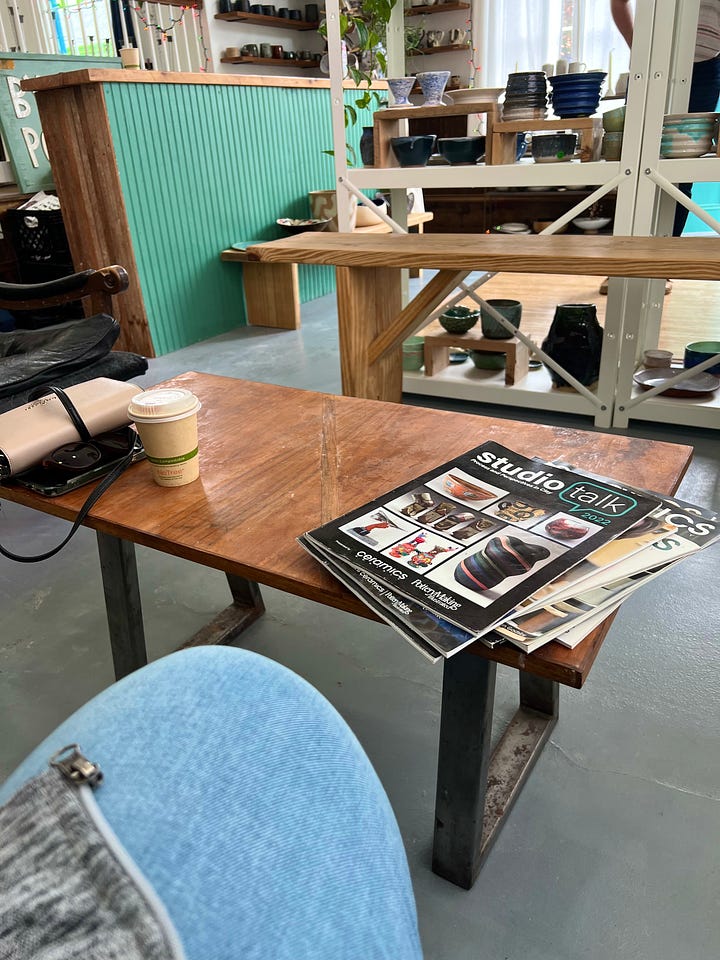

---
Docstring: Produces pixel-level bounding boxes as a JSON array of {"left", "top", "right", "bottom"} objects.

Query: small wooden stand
[
  {"left": 373, "top": 102, "right": 499, "bottom": 167},
  {"left": 422, "top": 320, "right": 530, "bottom": 385},
  {"left": 490, "top": 116, "right": 604, "bottom": 164}
]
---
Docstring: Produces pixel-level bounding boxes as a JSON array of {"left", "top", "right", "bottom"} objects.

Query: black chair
[{"left": 0, "top": 266, "right": 148, "bottom": 414}]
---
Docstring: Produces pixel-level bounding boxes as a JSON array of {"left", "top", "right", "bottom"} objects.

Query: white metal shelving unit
[{"left": 326, "top": 0, "right": 720, "bottom": 431}]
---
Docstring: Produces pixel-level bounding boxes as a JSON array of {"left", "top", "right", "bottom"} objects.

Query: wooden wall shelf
[
  {"left": 408, "top": 44, "right": 470, "bottom": 57},
  {"left": 221, "top": 56, "right": 318, "bottom": 67},
  {"left": 406, "top": 2, "right": 470, "bottom": 15},
  {"left": 214, "top": 11, "right": 319, "bottom": 30}
]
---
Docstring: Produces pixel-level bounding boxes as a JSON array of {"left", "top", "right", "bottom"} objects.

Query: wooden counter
[{"left": 21, "top": 70, "right": 385, "bottom": 356}]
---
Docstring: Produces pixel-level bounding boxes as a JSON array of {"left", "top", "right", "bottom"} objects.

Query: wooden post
[{"left": 336, "top": 266, "right": 403, "bottom": 401}]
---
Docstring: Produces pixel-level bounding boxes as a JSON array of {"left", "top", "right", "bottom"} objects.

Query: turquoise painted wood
[{"left": 104, "top": 81, "right": 380, "bottom": 355}]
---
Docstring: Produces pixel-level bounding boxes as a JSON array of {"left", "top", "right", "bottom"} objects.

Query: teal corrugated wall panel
[{"left": 104, "top": 82, "right": 379, "bottom": 355}]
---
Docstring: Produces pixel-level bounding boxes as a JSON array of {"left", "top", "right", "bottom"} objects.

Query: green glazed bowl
[
  {"left": 470, "top": 350, "right": 506, "bottom": 370},
  {"left": 439, "top": 306, "right": 480, "bottom": 334}
]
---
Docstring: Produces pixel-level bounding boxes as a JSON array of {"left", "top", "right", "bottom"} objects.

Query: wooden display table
[
  {"left": 422, "top": 320, "right": 529, "bottom": 384},
  {"left": 490, "top": 116, "right": 604, "bottom": 164},
  {"left": 0, "top": 371, "right": 692, "bottom": 889},
  {"left": 245, "top": 232, "right": 720, "bottom": 403}
]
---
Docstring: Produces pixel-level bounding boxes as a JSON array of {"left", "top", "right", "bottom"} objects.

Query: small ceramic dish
[
  {"left": 276, "top": 217, "right": 329, "bottom": 234},
  {"left": 572, "top": 216, "right": 612, "bottom": 233},
  {"left": 496, "top": 222, "right": 532, "bottom": 234},
  {"left": 634, "top": 367, "right": 720, "bottom": 397}
]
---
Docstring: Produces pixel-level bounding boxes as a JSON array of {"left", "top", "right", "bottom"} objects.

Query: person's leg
[
  {"left": 672, "top": 55, "right": 720, "bottom": 236},
  {"left": 0, "top": 647, "right": 423, "bottom": 960}
]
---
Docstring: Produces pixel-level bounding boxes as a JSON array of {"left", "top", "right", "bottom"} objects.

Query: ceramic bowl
[
  {"left": 684, "top": 340, "right": 720, "bottom": 375},
  {"left": 437, "top": 136, "right": 485, "bottom": 165},
  {"left": 531, "top": 133, "right": 577, "bottom": 162},
  {"left": 572, "top": 216, "right": 612, "bottom": 233},
  {"left": 602, "top": 131, "right": 624, "bottom": 159},
  {"left": 643, "top": 349, "right": 673, "bottom": 368},
  {"left": 602, "top": 105, "right": 626, "bottom": 132},
  {"left": 390, "top": 135, "right": 437, "bottom": 167},
  {"left": 354, "top": 199, "right": 388, "bottom": 227},
  {"left": 276, "top": 217, "right": 329, "bottom": 234},
  {"left": 470, "top": 350, "right": 506, "bottom": 370},
  {"left": 439, "top": 306, "right": 480, "bottom": 334},
  {"left": 496, "top": 222, "right": 531, "bottom": 234},
  {"left": 660, "top": 112, "right": 718, "bottom": 157},
  {"left": 445, "top": 87, "right": 504, "bottom": 105}
]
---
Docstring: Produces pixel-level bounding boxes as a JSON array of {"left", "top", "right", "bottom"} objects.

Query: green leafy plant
[{"left": 319, "top": 0, "right": 398, "bottom": 143}]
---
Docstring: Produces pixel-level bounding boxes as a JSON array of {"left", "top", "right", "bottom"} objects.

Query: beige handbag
[{"left": 0, "top": 378, "right": 139, "bottom": 478}]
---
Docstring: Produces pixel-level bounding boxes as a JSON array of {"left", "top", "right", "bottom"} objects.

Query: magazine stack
[{"left": 300, "top": 441, "right": 719, "bottom": 663}]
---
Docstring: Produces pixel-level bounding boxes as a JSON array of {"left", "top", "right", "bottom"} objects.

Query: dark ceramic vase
[
  {"left": 542, "top": 303, "right": 603, "bottom": 387},
  {"left": 360, "top": 126, "right": 375, "bottom": 167}
]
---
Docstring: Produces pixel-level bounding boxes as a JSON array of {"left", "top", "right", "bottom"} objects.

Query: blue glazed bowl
[
  {"left": 684, "top": 340, "right": 720, "bottom": 375},
  {"left": 437, "top": 136, "right": 486, "bottom": 165},
  {"left": 390, "top": 135, "right": 437, "bottom": 167}
]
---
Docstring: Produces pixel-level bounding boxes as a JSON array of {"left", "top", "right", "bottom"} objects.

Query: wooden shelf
[
  {"left": 408, "top": 44, "right": 470, "bottom": 56},
  {"left": 221, "top": 56, "right": 318, "bottom": 68},
  {"left": 406, "top": 1, "right": 470, "bottom": 15},
  {"left": 214, "top": 11, "right": 319, "bottom": 30}
]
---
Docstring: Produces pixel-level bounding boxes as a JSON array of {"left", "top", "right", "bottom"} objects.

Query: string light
[{"left": 128, "top": 2, "right": 209, "bottom": 70}]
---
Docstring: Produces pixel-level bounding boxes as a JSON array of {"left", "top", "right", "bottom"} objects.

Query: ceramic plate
[{"left": 633, "top": 367, "right": 720, "bottom": 397}]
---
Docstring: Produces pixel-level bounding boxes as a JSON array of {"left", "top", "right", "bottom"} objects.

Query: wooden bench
[{"left": 220, "top": 213, "right": 434, "bottom": 330}]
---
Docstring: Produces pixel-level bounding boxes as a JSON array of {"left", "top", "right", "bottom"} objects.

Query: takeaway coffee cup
[{"left": 128, "top": 388, "right": 202, "bottom": 487}]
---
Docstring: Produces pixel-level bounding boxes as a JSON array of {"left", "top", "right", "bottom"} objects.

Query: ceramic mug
[
  {"left": 448, "top": 28, "right": 466, "bottom": 44},
  {"left": 542, "top": 62, "right": 554, "bottom": 77},
  {"left": 299, "top": 49, "right": 312, "bottom": 61},
  {"left": 278, "top": 7, "right": 290, "bottom": 15},
  {"left": 555, "top": 58, "right": 568, "bottom": 75},
  {"left": 260, "top": 43, "right": 272, "bottom": 58},
  {"left": 241, "top": 44, "right": 259, "bottom": 56},
  {"left": 425, "top": 30, "right": 444, "bottom": 47},
  {"left": 225, "top": 46, "right": 240, "bottom": 59},
  {"left": 271, "top": 44, "right": 283, "bottom": 58},
  {"left": 305, "top": 3, "right": 319, "bottom": 20},
  {"left": 569, "top": 61, "right": 587, "bottom": 73}
]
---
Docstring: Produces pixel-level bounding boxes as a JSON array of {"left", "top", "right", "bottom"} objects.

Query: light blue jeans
[{"left": 0, "top": 647, "right": 423, "bottom": 960}]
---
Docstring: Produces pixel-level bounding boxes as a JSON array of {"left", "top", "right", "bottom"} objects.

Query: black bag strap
[
  {"left": 27, "top": 384, "right": 93, "bottom": 443},
  {"left": 0, "top": 432, "right": 142, "bottom": 563}
]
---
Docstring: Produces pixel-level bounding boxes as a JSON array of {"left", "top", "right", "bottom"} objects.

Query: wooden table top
[
  {"left": 246, "top": 233, "right": 720, "bottom": 280},
  {"left": 0, "top": 372, "right": 692, "bottom": 689}
]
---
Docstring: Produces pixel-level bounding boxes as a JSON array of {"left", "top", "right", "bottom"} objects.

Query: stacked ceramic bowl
[
  {"left": 501, "top": 71, "right": 549, "bottom": 121},
  {"left": 660, "top": 112, "right": 719, "bottom": 158},
  {"left": 548, "top": 71, "right": 606, "bottom": 118}
]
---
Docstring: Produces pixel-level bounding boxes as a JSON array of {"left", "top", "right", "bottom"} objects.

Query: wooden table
[
  {"left": 245, "top": 233, "right": 720, "bottom": 403},
  {"left": 0, "top": 371, "right": 692, "bottom": 889}
]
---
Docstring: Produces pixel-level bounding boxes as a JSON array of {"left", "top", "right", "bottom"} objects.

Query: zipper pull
[{"left": 50, "top": 743, "right": 104, "bottom": 788}]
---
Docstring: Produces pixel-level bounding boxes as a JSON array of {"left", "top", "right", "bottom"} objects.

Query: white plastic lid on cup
[{"left": 128, "top": 388, "right": 201, "bottom": 423}]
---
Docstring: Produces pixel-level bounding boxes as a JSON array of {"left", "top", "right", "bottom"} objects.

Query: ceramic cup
[
  {"left": 555, "top": 58, "right": 568, "bottom": 75},
  {"left": 242, "top": 44, "right": 259, "bottom": 56},
  {"left": 235, "top": 0, "right": 250, "bottom": 9},
  {"left": 569, "top": 61, "right": 587, "bottom": 73},
  {"left": 542, "top": 62, "right": 555, "bottom": 77},
  {"left": 643, "top": 349, "right": 673, "bottom": 368},
  {"left": 250, "top": 3, "right": 263, "bottom": 11},
  {"left": 299, "top": 49, "right": 312, "bottom": 61},
  {"left": 448, "top": 28, "right": 467, "bottom": 44},
  {"left": 416, "top": 70, "right": 451, "bottom": 106},
  {"left": 386, "top": 76, "right": 416, "bottom": 107},
  {"left": 128, "top": 388, "right": 202, "bottom": 487},
  {"left": 261, "top": 4, "right": 276, "bottom": 14},
  {"left": 425, "top": 30, "right": 444, "bottom": 47},
  {"left": 305, "top": 3, "right": 319, "bottom": 20},
  {"left": 225, "top": 47, "right": 240, "bottom": 59},
  {"left": 120, "top": 46, "right": 140, "bottom": 69},
  {"left": 289, "top": 8, "right": 302, "bottom": 18},
  {"left": 271, "top": 44, "right": 283, "bottom": 58},
  {"left": 260, "top": 43, "right": 272, "bottom": 58},
  {"left": 278, "top": 7, "right": 290, "bottom": 16},
  {"left": 480, "top": 299, "right": 522, "bottom": 339},
  {"left": 284, "top": 51, "right": 296, "bottom": 59}
]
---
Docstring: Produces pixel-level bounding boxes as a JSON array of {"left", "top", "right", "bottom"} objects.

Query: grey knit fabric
[{"left": 0, "top": 769, "right": 178, "bottom": 960}]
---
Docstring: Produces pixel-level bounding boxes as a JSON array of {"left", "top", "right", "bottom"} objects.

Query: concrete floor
[{"left": 1, "top": 287, "right": 719, "bottom": 960}]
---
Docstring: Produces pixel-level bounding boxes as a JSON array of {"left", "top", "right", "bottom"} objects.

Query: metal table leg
[
  {"left": 432, "top": 650, "right": 559, "bottom": 889},
  {"left": 181, "top": 574, "right": 265, "bottom": 648},
  {"left": 97, "top": 532, "right": 147, "bottom": 681},
  {"left": 97, "top": 532, "right": 266, "bottom": 680}
]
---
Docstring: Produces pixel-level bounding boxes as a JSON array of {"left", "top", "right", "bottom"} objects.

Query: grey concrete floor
[{"left": 1, "top": 286, "right": 719, "bottom": 960}]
